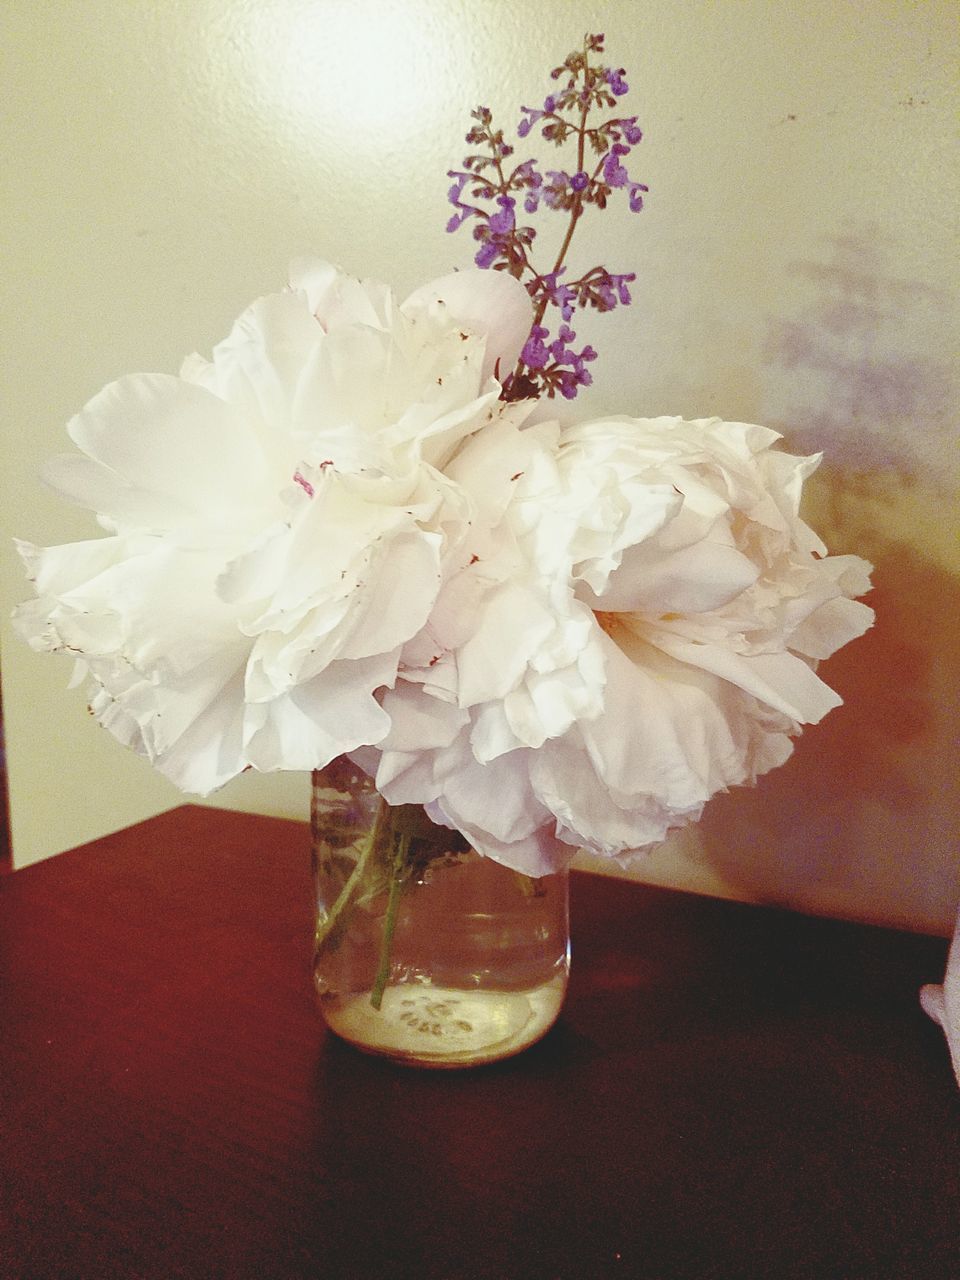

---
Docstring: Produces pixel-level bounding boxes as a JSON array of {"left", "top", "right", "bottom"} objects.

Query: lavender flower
[{"left": 445, "top": 34, "right": 648, "bottom": 402}]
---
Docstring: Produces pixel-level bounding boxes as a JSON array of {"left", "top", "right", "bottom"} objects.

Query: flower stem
[
  {"left": 370, "top": 826, "right": 410, "bottom": 1010},
  {"left": 511, "top": 70, "right": 591, "bottom": 381},
  {"left": 314, "top": 796, "right": 389, "bottom": 951}
]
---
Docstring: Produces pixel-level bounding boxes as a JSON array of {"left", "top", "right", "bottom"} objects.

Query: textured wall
[{"left": 3, "top": 1, "right": 957, "bottom": 932}]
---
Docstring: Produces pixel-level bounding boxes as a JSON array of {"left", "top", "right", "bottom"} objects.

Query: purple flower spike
[{"left": 444, "top": 34, "right": 647, "bottom": 402}]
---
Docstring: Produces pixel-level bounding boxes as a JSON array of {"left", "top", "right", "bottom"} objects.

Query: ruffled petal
[
  {"left": 58, "top": 374, "right": 278, "bottom": 531},
  {"left": 244, "top": 653, "right": 396, "bottom": 773},
  {"left": 403, "top": 268, "right": 534, "bottom": 386}
]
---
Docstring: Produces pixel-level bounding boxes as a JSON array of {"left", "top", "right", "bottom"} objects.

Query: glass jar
[{"left": 311, "top": 759, "right": 570, "bottom": 1068}]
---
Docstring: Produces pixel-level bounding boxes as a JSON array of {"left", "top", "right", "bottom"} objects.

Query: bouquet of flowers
[{"left": 14, "top": 34, "right": 873, "bottom": 880}]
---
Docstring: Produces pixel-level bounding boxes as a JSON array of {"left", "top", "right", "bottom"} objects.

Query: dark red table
[{"left": 1, "top": 806, "right": 957, "bottom": 1279}]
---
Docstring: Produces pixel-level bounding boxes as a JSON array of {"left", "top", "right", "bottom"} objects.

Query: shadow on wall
[
  {"left": 696, "top": 536, "right": 960, "bottom": 936},
  {"left": 763, "top": 222, "right": 956, "bottom": 489},
  {"left": 701, "top": 217, "right": 960, "bottom": 942},
  {"left": 698, "top": 225, "right": 960, "bottom": 936}
]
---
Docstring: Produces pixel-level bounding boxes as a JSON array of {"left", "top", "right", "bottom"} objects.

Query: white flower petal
[
  {"left": 338, "top": 532, "right": 443, "bottom": 661},
  {"left": 456, "top": 582, "right": 557, "bottom": 706},
  {"left": 427, "top": 799, "right": 571, "bottom": 877},
  {"left": 378, "top": 685, "right": 468, "bottom": 753},
  {"left": 183, "top": 291, "right": 330, "bottom": 446},
  {"left": 587, "top": 536, "right": 760, "bottom": 614},
  {"left": 650, "top": 632, "right": 842, "bottom": 724},
  {"left": 290, "top": 258, "right": 393, "bottom": 330},
  {"left": 62, "top": 374, "right": 276, "bottom": 529},
  {"left": 403, "top": 268, "right": 534, "bottom": 385},
  {"left": 244, "top": 654, "right": 395, "bottom": 774},
  {"left": 788, "top": 596, "right": 875, "bottom": 661},
  {"left": 144, "top": 668, "right": 249, "bottom": 794}
]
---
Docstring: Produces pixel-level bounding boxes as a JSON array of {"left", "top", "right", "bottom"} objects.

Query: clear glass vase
[{"left": 311, "top": 759, "right": 570, "bottom": 1068}]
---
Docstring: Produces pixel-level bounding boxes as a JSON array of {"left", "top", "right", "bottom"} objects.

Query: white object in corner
[{"left": 920, "top": 903, "right": 960, "bottom": 1089}]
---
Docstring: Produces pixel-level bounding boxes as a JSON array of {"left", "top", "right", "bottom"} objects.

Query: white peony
[
  {"left": 14, "top": 261, "right": 534, "bottom": 793},
  {"left": 361, "top": 415, "right": 875, "bottom": 875}
]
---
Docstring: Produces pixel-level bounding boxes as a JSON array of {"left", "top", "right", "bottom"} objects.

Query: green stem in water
[
  {"left": 314, "top": 797, "right": 390, "bottom": 951},
  {"left": 316, "top": 790, "right": 458, "bottom": 1012},
  {"left": 370, "top": 822, "right": 411, "bottom": 1010}
]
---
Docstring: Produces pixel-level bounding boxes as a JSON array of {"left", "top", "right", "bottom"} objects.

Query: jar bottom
[{"left": 319, "top": 973, "right": 566, "bottom": 1069}]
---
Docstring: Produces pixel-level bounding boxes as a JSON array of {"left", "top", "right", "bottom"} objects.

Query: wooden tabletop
[{"left": 1, "top": 805, "right": 957, "bottom": 1279}]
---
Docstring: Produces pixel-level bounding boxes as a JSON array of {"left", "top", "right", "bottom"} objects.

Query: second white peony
[{"left": 363, "top": 415, "right": 875, "bottom": 874}]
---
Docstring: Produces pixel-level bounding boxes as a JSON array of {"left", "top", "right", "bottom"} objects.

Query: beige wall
[{"left": 3, "top": 1, "right": 957, "bottom": 933}]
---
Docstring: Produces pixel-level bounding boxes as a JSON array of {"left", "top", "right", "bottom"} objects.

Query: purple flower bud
[
  {"left": 570, "top": 171, "right": 589, "bottom": 192},
  {"left": 544, "top": 170, "right": 572, "bottom": 209},
  {"left": 488, "top": 196, "right": 516, "bottom": 234},
  {"left": 542, "top": 274, "right": 577, "bottom": 322},
  {"left": 474, "top": 241, "right": 499, "bottom": 269},
  {"left": 605, "top": 67, "right": 629, "bottom": 96},
  {"left": 603, "top": 153, "right": 629, "bottom": 189},
  {"left": 517, "top": 116, "right": 547, "bottom": 144},
  {"left": 628, "top": 183, "right": 648, "bottom": 212},
  {"left": 521, "top": 326, "right": 550, "bottom": 369},
  {"left": 447, "top": 172, "right": 471, "bottom": 204},
  {"left": 622, "top": 119, "right": 643, "bottom": 145}
]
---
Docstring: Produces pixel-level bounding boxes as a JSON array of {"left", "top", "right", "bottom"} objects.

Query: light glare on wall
[{"left": 238, "top": 0, "right": 458, "bottom": 146}]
